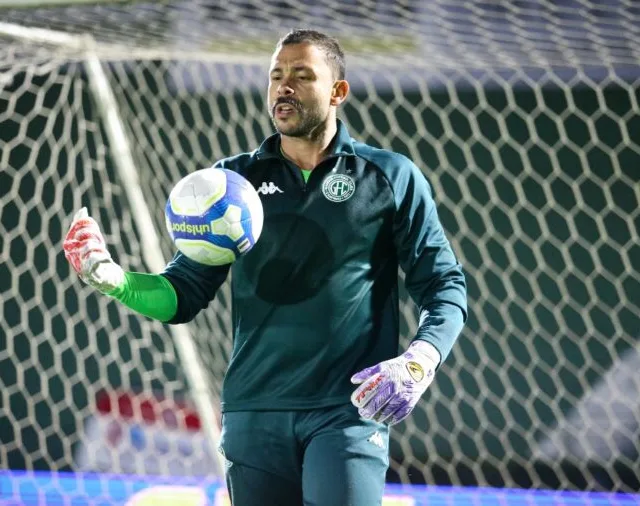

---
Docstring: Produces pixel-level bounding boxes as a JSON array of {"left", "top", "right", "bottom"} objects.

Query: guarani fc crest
[{"left": 322, "top": 174, "right": 356, "bottom": 202}]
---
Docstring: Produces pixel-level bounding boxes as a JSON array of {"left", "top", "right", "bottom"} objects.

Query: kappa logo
[
  {"left": 406, "top": 361, "right": 425, "bottom": 382},
  {"left": 368, "top": 431, "right": 385, "bottom": 449},
  {"left": 218, "top": 446, "right": 233, "bottom": 470},
  {"left": 322, "top": 174, "right": 355, "bottom": 202},
  {"left": 257, "top": 182, "right": 283, "bottom": 195}
]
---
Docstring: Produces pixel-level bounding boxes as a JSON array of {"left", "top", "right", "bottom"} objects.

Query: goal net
[{"left": 1, "top": 0, "right": 638, "bottom": 495}]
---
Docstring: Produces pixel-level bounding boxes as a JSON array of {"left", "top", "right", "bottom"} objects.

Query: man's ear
[{"left": 330, "top": 80, "right": 350, "bottom": 106}]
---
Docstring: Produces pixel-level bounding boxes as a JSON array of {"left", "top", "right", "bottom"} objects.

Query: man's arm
[
  {"left": 351, "top": 156, "right": 467, "bottom": 425},
  {"left": 107, "top": 272, "right": 178, "bottom": 322},
  {"left": 63, "top": 208, "right": 228, "bottom": 324},
  {"left": 392, "top": 159, "right": 467, "bottom": 362},
  {"left": 160, "top": 252, "right": 230, "bottom": 324}
]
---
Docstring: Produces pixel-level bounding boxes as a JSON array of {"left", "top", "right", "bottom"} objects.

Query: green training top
[{"left": 160, "top": 120, "right": 467, "bottom": 412}]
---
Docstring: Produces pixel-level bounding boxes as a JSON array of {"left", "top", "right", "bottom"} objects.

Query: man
[{"left": 64, "top": 29, "right": 467, "bottom": 506}]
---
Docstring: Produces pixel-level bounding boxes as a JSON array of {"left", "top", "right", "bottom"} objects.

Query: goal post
[
  {"left": 1, "top": 0, "right": 639, "bottom": 495},
  {"left": 0, "top": 18, "right": 225, "bottom": 477}
]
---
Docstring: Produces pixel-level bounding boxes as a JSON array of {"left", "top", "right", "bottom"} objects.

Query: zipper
[
  {"left": 281, "top": 159, "right": 307, "bottom": 193},
  {"left": 304, "top": 158, "right": 340, "bottom": 192},
  {"left": 284, "top": 155, "right": 342, "bottom": 194}
]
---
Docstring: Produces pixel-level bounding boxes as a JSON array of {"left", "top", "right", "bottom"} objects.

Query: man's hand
[
  {"left": 63, "top": 207, "right": 124, "bottom": 293},
  {"left": 350, "top": 340, "right": 440, "bottom": 425}
]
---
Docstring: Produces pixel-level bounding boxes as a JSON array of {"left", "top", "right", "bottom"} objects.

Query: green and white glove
[{"left": 62, "top": 207, "right": 124, "bottom": 293}]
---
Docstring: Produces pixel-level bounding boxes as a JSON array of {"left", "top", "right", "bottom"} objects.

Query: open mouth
[{"left": 274, "top": 102, "right": 299, "bottom": 118}]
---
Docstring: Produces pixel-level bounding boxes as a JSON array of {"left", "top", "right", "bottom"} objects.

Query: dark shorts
[{"left": 219, "top": 403, "right": 389, "bottom": 506}]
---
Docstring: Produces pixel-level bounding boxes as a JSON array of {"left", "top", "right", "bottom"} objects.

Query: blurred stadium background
[{"left": 0, "top": 0, "right": 638, "bottom": 504}]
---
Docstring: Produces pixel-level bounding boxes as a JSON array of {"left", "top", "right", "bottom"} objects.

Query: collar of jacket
[{"left": 254, "top": 119, "right": 356, "bottom": 161}]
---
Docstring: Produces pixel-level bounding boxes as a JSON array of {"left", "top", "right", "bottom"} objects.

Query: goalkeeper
[{"left": 64, "top": 29, "right": 467, "bottom": 506}]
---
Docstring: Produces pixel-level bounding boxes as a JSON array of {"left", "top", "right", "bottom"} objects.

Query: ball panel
[
  {"left": 225, "top": 177, "right": 264, "bottom": 243},
  {"left": 175, "top": 238, "right": 236, "bottom": 266},
  {"left": 169, "top": 169, "right": 227, "bottom": 216},
  {"left": 223, "top": 204, "right": 242, "bottom": 223},
  {"left": 237, "top": 238, "right": 251, "bottom": 253},
  {"left": 245, "top": 187, "right": 264, "bottom": 242},
  {"left": 166, "top": 207, "right": 238, "bottom": 251},
  {"left": 210, "top": 218, "right": 230, "bottom": 235}
]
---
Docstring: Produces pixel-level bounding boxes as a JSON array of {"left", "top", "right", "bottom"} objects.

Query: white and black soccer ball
[{"left": 165, "top": 168, "right": 264, "bottom": 265}]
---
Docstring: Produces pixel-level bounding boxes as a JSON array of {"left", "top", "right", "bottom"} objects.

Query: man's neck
[{"left": 280, "top": 120, "right": 337, "bottom": 170}]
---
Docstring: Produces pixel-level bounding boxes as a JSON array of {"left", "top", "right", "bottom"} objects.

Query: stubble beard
[{"left": 270, "top": 102, "right": 327, "bottom": 140}]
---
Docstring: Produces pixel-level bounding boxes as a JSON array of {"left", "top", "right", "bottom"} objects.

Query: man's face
[{"left": 268, "top": 42, "right": 336, "bottom": 138}]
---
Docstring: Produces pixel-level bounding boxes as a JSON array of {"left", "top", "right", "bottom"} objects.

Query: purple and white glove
[{"left": 350, "top": 340, "right": 441, "bottom": 425}]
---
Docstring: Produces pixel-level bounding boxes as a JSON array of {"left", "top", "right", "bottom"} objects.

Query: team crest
[
  {"left": 406, "top": 361, "right": 425, "bottom": 382},
  {"left": 322, "top": 174, "right": 356, "bottom": 202}
]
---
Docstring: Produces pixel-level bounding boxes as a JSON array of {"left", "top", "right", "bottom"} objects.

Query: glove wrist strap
[
  {"left": 85, "top": 259, "right": 125, "bottom": 294},
  {"left": 407, "top": 340, "right": 441, "bottom": 369}
]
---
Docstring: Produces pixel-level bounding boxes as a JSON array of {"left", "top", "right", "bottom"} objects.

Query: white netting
[{"left": 1, "top": 0, "right": 639, "bottom": 494}]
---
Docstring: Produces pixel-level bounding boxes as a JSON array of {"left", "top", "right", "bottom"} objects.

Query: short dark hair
[{"left": 277, "top": 29, "right": 346, "bottom": 80}]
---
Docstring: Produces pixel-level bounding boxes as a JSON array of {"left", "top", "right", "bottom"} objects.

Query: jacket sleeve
[
  {"left": 161, "top": 251, "right": 230, "bottom": 324},
  {"left": 160, "top": 159, "right": 234, "bottom": 324},
  {"left": 390, "top": 158, "right": 467, "bottom": 363}
]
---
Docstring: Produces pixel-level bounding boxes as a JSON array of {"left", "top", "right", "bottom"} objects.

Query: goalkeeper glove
[
  {"left": 350, "top": 340, "right": 440, "bottom": 425},
  {"left": 63, "top": 207, "right": 124, "bottom": 293}
]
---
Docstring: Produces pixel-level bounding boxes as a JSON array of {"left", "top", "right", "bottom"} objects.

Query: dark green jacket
[{"left": 162, "top": 121, "right": 467, "bottom": 412}]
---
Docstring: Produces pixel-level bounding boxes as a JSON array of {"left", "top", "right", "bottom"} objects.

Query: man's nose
[{"left": 277, "top": 81, "right": 294, "bottom": 96}]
